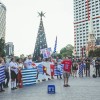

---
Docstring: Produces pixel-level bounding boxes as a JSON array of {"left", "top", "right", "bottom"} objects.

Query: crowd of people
[
  {"left": 0, "top": 55, "right": 34, "bottom": 92},
  {"left": 0, "top": 55, "right": 100, "bottom": 92}
]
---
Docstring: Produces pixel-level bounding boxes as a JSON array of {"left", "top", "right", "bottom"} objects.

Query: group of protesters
[
  {"left": 52, "top": 56, "right": 100, "bottom": 87},
  {"left": 0, "top": 55, "right": 100, "bottom": 91},
  {"left": 0, "top": 55, "right": 35, "bottom": 92}
]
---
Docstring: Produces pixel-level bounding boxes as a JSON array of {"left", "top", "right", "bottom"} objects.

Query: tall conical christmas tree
[{"left": 33, "top": 11, "right": 48, "bottom": 61}]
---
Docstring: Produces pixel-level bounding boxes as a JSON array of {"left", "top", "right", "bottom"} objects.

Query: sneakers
[
  {"left": 11, "top": 88, "right": 14, "bottom": 90},
  {"left": 11, "top": 87, "right": 17, "bottom": 90},
  {"left": 0, "top": 89, "right": 5, "bottom": 92},
  {"left": 4, "top": 85, "right": 8, "bottom": 88},
  {"left": 14, "top": 87, "right": 17, "bottom": 89},
  {"left": 66, "top": 84, "right": 70, "bottom": 87},
  {"left": 63, "top": 84, "right": 70, "bottom": 87}
]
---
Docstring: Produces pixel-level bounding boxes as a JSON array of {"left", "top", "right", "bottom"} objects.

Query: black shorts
[{"left": 11, "top": 70, "right": 17, "bottom": 79}]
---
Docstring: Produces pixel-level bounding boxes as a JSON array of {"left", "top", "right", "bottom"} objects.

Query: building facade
[
  {"left": 5, "top": 42, "right": 14, "bottom": 57},
  {"left": 73, "top": 0, "right": 100, "bottom": 57},
  {"left": 0, "top": 2, "right": 6, "bottom": 39}
]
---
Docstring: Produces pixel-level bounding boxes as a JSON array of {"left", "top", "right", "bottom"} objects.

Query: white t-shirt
[
  {"left": 24, "top": 59, "right": 33, "bottom": 69},
  {"left": 9, "top": 61, "right": 18, "bottom": 74},
  {"left": 18, "top": 63, "right": 24, "bottom": 69}
]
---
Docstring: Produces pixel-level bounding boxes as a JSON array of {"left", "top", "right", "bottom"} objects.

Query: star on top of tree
[{"left": 38, "top": 11, "right": 45, "bottom": 19}]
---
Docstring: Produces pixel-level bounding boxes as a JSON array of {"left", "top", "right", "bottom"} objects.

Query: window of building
[
  {"left": 96, "top": 4, "right": 98, "bottom": 6},
  {"left": 83, "top": 39, "right": 85, "bottom": 41},
  {"left": 86, "top": 26, "right": 88, "bottom": 28},
  {"left": 93, "top": 21, "right": 95, "bottom": 23},
  {"left": 77, "top": 46, "right": 79, "bottom": 48},
  {"left": 96, "top": 7, "right": 98, "bottom": 9},
  {"left": 86, "top": 29, "right": 88, "bottom": 31},
  {"left": 96, "top": 20, "right": 99, "bottom": 22},
  {"left": 97, "top": 24, "right": 99, "bottom": 26},
  {"left": 80, "top": 43, "right": 82, "bottom": 45},
  {"left": 93, "top": 24, "right": 95, "bottom": 26},
  {"left": 96, "top": 10, "right": 98, "bottom": 12}
]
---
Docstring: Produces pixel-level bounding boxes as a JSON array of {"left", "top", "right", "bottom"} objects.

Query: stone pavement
[{"left": 0, "top": 76, "right": 100, "bottom": 100}]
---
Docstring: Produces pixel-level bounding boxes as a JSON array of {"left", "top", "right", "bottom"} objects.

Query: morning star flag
[{"left": 53, "top": 36, "right": 57, "bottom": 53}]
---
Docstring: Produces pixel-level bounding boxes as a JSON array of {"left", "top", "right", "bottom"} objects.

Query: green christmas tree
[{"left": 33, "top": 11, "right": 48, "bottom": 61}]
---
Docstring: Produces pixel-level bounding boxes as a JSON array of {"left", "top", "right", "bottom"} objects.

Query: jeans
[{"left": 96, "top": 67, "right": 100, "bottom": 77}]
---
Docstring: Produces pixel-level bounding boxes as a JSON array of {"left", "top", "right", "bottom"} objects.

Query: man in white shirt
[{"left": 24, "top": 55, "right": 33, "bottom": 69}]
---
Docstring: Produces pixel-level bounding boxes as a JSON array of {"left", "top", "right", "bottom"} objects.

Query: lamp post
[{"left": 81, "top": 46, "right": 86, "bottom": 58}]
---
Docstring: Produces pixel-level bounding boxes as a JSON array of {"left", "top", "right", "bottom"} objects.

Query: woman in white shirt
[{"left": 9, "top": 58, "right": 18, "bottom": 90}]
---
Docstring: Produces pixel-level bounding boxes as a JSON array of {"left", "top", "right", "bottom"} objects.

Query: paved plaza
[{"left": 0, "top": 76, "right": 100, "bottom": 100}]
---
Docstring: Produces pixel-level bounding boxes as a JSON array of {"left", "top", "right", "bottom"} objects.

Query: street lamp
[{"left": 81, "top": 46, "right": 86, "bottom": 58}]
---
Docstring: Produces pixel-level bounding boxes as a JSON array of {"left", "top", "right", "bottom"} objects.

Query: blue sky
[{"left": 2, "top": 0, "right": 74, "bottom": 56}]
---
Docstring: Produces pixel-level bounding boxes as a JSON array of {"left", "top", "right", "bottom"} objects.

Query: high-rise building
[
  {"left": 5, "top": 42, "right": 14, "bottom": 57},
  {"left": 0, "top": 2, "right": 6, "bottom": 39},
  {"left": 73, "top": 0, "right": 100, "bottom": 57}
]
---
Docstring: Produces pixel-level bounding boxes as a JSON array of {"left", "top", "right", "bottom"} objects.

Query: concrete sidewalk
[{"left": 0, "top": 76, "right": 100, "bottom": 100}]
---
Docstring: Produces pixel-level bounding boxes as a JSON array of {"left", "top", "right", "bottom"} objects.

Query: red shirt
[{"left": 62, "top": 60, "right": 72, "bottom": 73}]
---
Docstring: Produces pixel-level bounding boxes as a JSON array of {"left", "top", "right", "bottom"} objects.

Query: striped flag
[{"left": 53, "top": 36, "right": 57, "bottom": 53}]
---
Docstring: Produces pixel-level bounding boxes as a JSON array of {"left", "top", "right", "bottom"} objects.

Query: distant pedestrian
[
  {"left": 85, "top": 58, "right": 90, "bottom": 77},
  {"left": 79, "top": 61, "right": 84, "bottom": 77},
  {"left": 72, "top": 61, "right": 78, "bottom": 77},
  {"left": 95, "top": 57, "right": 100, "bottom": 77}
]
